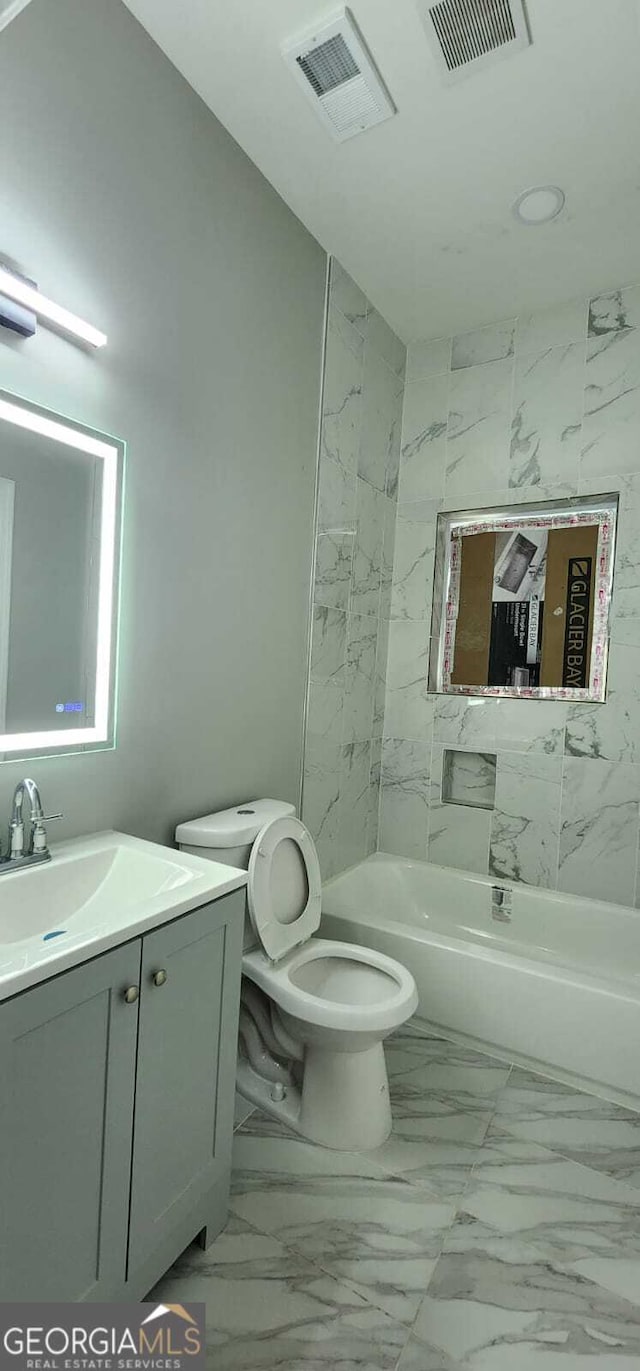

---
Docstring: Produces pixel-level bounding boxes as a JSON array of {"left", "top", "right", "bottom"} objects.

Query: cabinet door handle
[
  {"left": 123, "top": 985, "right": 139, "bottom": 1004},
  {"left": 152, "top": 969, "right": 167, "bottom": 987}
]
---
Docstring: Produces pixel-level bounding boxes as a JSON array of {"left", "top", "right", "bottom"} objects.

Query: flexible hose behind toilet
[{"left": 237, "top": 1008, "right": 291, "bottom": 1084}]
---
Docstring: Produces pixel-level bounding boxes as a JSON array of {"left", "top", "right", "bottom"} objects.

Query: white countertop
[{"left": 0, "top": 829, "right": 247, "bottom": 1002}]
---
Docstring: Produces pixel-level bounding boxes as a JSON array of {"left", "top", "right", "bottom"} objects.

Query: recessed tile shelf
[{"left": 442, "top": 748, "right": 497, "bottom": 811}]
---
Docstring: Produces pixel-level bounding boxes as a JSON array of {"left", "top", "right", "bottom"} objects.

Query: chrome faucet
[{"left": 1, "top": 778, "right": 63, "bottom": 872}]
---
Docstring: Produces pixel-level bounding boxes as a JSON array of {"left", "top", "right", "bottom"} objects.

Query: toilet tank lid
[{"left": 175, "top": 799, "right": 296, "bottom": 848}]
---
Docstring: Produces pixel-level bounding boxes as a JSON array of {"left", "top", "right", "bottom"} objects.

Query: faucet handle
[{"left": 32, "top": 812, "right": 63, "bottom": 854}]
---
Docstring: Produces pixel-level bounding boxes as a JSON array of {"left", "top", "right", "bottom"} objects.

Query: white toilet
[{"left": 176, "top": 799, "right": 418, "bottom": 1151}]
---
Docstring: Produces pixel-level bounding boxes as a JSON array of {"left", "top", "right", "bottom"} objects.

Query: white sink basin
[{"left": 0, "top": 830, "right": 247, "bottom": 1000}]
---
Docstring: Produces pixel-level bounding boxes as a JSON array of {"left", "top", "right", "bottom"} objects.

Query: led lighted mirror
[
  {"left": 429, "top": 494, "right": 618, "bottom": 703},
  {"left": 0, "top": 389, "right": 123, "bottom": 757}
]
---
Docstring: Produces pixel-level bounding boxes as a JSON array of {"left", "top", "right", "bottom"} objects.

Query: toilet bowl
[{"left": 175, "top": 799, "right": 418, "bottom": 1150}]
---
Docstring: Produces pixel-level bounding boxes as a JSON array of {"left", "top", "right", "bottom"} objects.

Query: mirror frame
[
  {"left": 428, "top": 493, "right": 618, "bottom": 703},
  {"left": 0, "top": 388, "right": 124, "bottom": 756}
]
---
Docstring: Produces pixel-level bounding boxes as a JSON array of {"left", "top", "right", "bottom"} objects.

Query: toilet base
[
  {"left": 301, "top": 1041, "right": 392, "bottom": 1150},
  {"left": 236, "top": 1042, "right": 392, "bottom": 1152}
]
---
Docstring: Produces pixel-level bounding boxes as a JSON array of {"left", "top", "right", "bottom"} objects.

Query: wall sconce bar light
[{"left": 0, "top": 265, "right": 107, "bottom": 349}]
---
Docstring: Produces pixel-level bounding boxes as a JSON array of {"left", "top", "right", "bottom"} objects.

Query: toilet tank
[{"left": 175, "top": 798, "right": 296, "bottom": 870}]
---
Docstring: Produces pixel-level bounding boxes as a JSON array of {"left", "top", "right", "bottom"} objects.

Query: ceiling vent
[
  {"left": 283, "top": 9, "right": 396, "bottom": 143},
  {"left": 419, "top": 0, "right": 531, "bottom": 83},
  {"left": 0, "top": 0, "right": 33, "bottom": 34}
]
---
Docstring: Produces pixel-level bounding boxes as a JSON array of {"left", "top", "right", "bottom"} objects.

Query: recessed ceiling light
[{"left": 512, "top": 185, "right": 566, "bottom": 226}]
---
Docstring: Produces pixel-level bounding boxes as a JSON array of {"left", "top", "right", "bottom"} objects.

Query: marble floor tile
[
  {"left": 230, "top": 1133, "right": 454, "bottom": 1326},
  {"left": 149, "top": 1213, "right": 409, "bottom": 1371},
  {"left": 411, "top": 1213, "right": 640, "bottom": 1369},
  {"left": 385, "top": 1034, "right": 511, "bottom": 1115},
  {"left": 493, "top": 1067, "right": 640, "bottom": 1190},
  {"left": 461, "top": 1127, "right": 640, "bottom": 1270}
]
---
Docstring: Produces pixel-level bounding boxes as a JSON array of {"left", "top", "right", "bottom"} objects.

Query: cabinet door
[
  {"left": 0, "top": 942, "right": 141, "bottom": 1301},
  {"left": 128, "top": 892, "right": 243, "bottom": 1274}
]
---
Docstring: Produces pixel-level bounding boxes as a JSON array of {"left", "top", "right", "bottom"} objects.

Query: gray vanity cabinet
[
  {"left": 127, "top": 897, "right": 243, "bottom": 1279},
  {"left": 0, "top": 889, "right": 244, "bottom": 1302},
  {"left": 0, "top": 941, "right": 141, "bottom": 1301}
]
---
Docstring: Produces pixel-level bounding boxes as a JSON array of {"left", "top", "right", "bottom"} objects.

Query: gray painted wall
[{"left": 0, "top": 0, "right": 326, "bottom": 842}]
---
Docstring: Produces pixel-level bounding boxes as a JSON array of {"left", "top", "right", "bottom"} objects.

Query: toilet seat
[
  {"left": 243, "top": 939, "right": 418, "bottom": 1033},
  {"left": 247, "top": 816, "right": 321, "bottom": 962}
]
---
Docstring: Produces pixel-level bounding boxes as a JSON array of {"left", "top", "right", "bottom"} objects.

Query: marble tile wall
[
  {"left": 380, "top": 280, "right": 640, "bottom": 907},
  {"left": 302, "top": 260, "right": 406, "bottom": 878}
]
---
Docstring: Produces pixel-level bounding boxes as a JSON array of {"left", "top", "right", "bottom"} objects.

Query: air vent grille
[
  {"left": 430, "top": 0, "right": 515, "bottom": 69},
  {"left": 297, "top": 34, "right": 359, "bottom": 96},
  {"left": 420, "top": 0, "right": 530, "bottom": 82},
  {"left": 283, "top": 9, "right": 396, "bottom": 142}
]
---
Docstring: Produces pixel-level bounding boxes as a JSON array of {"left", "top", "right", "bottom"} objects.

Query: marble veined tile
[
  {"left": 489, "top": 751, "right": 562, "bottom": 889},
  {"left": 316, "top": 452, "right": 357, "bottom": 532},
  {"left": 302, "top": 741, "right": 341, "bottom": 875},
  {"left": 380, "top": 494, "right": 396, "bottom": 620},
  {"left": 390, "top": 499, "right": 441, "bottom": 622},
  {"left": 378, "top": 737, "right": 430, "bottom": 860},
  {"left": 427, "top": 766, "right": 492, "bottom": 876},
  {"left": 589, "top": 284, "right": 640, "bottom": 336},
  {"left": 383, "top": 619, "right": 433, "bottom": 741},
  {"left": 516, "top": 298, "right": 587, "bottom": 355},
  {"left": 509, "top": 342, "right": 584, "bottom": 489},
  {"left": 451, "top": 319, "right": 515, "bottom": 370},
  {"left": 386, "top": 1034, "right": 511, "bottom": 1114},
  {"left": 363, "top": 1035, "right": 501, "bottom": 1199},
  {"left": 399, "top": 373, "right": 449, "bottom": 503},
  {"left": 462, "top": 1127, "right": 640, "bottom": 1274},
  {"left": 230, "top": 1133, "right": 454, "bottom": 1327},
  {"left": 445, "top": 356, "right": 513, "bottom": 497},
  {"left": 305, "top": 680, "right": 344, "bottom": 748},
  {"left": 321, "top": 304, "right": 364, "bottom": 479},
  {"left": 433, "top": 696, "right": 496, "bottom": 751},
  {"left": 367, "top": 307, "right": 406, "bottom": 378},
  {"left": 442, "top": 749, "right": 496, "bottom": 810},
  {"left": 310, "top": 605, "right": 347, "bottom": 688},
  {"left": 337, "top": 739, "right": 372, "bottom": 868},
  {"left": 406, "top": 336, "right": 451, "bottom": 383},
  {"left": 411, "top": 1212, "right": 640, "bottom": 1369},
  {"left": 359, "top": 343, "right": 403, "bottom": 496},
  {"left": 372, "top": 614, "right": 389, "bottom": 738},
  {"left": 493, "top": 1067, "right": 640, "bottom": 1191},
  {"left": 149, "top": 1213, "right": 409, "bottom": 1371},
  {"left": 558, "top": 756, "right": 640, "bottom": 906},
  {"left": 313, "top": 530, "right": 354, "bottom": 612},
  {"left": 493, "top": 698, "right": 567, "bottom": 756},
  {"left": 350, "top": 477, "right": 385, "bottom": 617},
  {"left": 330, "top": 258, "right": 369, "bottom": 337},
  {"left": 581, "top": 326, "right": 640, "bottom": 477},
  {"left": 565, "top": 642, "right": 640, "bottom": 764},
  {"left": 343, "top": 614, "right": 377, "bottom": 745}
]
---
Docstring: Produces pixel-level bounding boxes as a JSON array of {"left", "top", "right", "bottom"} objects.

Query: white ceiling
[{"left": 123, "top": 0, "right": 640, "bottom": 342}]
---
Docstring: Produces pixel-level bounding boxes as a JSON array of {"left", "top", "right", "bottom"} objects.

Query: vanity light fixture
[
  {"left": 0, "top": 394, "right": 118, "bottom": 752},
  {"left": 0, "top": 264, "right": 107, "bottom": 348},
  {"left": 512, "top": 185, "right": 566, "bottom": 226}
]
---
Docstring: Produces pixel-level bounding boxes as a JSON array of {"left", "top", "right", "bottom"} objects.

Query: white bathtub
[{"left": 321, "top": 853, "right": 640, "bottom": 1109}]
